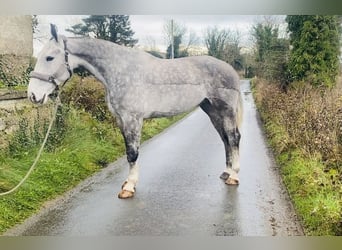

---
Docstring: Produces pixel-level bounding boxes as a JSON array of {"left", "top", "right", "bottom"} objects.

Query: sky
[{"left": 34, "top": 15, "right": 286, "bottom": 56}]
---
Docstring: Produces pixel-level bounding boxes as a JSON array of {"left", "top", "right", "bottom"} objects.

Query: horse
[{"left": 28, "top": 24, "right": 243, "bottom": 199}]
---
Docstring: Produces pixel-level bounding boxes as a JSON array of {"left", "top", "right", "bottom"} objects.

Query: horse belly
[{"left": 130, "top": 84, "right": 207, "bottom": 118}]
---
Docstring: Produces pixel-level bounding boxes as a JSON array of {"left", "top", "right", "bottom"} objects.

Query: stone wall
[
  {"left": 0, "top": 16, "right": 44, "bottom": 150},
  {"left": 0, "top": 96, "right": 53, "bottom": 150},
  {"left": 0, "top": 97, "right": 31, "bottom": 149}
]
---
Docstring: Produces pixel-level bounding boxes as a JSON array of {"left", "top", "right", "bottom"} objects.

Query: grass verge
[{"left": 252, "top": 78, "right": 341, "bottom": 235}]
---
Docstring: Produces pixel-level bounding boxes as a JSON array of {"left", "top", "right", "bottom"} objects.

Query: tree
[
  {"left": 108, "top": 15, "right": 138, "bottom": 47},
  {"left": 163, "top": 19, "right": 189, "bottom": 59},
  {"left": 204, "top": 27, "right": 244, "bottom": 71},
  {"left": 205, "top": 27, "right": 229, "bottom": 60},
  {"left": 67, "top": 15, "right": 138, "bottom": 47},
  {"left": 252, "top": 23, "right": 278, "bottom": 63},
  {"left": 163, "top": 19, "right": 200, "bottom": 59},
  {"left": 166, "top": 34, "right": 182, "bottom": 59},
  {"left": 251, "top": 20, "right": 290, "bottom": 83},
  {"left": 286, "top": 15, "right": 341, "bottom": 87},
  {"left": 164, "top": 19, "right": 181, "bottom": 59}
]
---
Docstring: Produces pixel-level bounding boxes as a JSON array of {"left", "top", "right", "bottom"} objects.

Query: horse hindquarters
[{"left": 200, "top": 94, "right": 241, "bottom": 185}]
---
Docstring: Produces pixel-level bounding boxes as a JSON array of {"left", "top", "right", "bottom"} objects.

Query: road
[{"left": 6, "top": 80, "right": 303, "bottom": 236}]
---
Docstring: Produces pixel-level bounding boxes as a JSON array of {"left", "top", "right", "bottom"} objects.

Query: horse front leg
[{"left": 117, "top": 115, "right": 143, "bottom": 199}]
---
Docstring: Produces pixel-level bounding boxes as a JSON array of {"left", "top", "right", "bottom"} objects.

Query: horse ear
[{"left": 50, "top": 23, "right": 59, "bottom": 42}]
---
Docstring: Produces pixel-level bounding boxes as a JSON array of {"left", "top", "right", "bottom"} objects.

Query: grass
[
  {"left": 0, "top": 91, "right": 186, "bottom": 234},
  {"left": 252, "top": 78, "right": 341, "bottom": 235},
  {"left": 279, "top": 151, "right": 341, "bottom": 235}
]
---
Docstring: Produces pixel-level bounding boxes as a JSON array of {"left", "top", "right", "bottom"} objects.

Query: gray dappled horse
[{"left": 28, "top": 24, "right": 242, "bottom": 199}]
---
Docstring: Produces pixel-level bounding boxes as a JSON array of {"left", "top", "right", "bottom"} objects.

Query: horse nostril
[{"left": 30, "top": 93, "right": 37, "bottom": 103}]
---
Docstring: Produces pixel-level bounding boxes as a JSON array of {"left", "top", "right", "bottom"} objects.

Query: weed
[
  {"left": 0, "top": 55, "right": 34, "bottom": 88},
  {"left": 6, "top": 104, "right": 68, "bottom": 158}
]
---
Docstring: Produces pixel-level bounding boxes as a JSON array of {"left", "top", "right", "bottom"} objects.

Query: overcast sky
[{"left": 34, "top": 15, "right": 286, "bottom": 56}]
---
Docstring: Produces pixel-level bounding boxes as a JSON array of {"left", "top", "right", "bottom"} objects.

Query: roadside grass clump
[
  {"left": 0, "top": 75, "right": 185, "bottom": 234},
  {"left": 252, "top": 78, "right": 341, "bottom": 235},
  {"left": 7, "top": 105, "right": 68, "bottom": 157}
]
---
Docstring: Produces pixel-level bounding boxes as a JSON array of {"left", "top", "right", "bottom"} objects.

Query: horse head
[{"left": 28, "top": 24, "right": 72, "bottom": 104}]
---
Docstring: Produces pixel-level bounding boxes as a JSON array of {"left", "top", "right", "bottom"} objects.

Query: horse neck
[{"left": 67, "top": 37, "right": 125, "bottom": 86}]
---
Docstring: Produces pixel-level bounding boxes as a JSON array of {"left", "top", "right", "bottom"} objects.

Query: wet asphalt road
[{"left": 6, "top": 80, "right": 303, "bottom": 236}]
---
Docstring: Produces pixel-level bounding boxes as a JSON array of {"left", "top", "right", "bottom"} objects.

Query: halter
[{"left": 30, "top": 38, "right": 72, "bottom": 91}]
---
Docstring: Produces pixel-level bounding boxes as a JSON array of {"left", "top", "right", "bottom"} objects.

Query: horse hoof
[
  {"left": 225, "top": 177, "right": 239, "bottom": 185},
  {"left": 220, "top": 172, "right": 229, "bottom": 180},
  {"left": 118, "top": 189, "right": 134, "bottom": 199}
]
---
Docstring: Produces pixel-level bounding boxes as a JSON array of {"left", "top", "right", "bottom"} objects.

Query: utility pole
[{"left": 171, "top": 19, "right": 174, "bottom": 59}]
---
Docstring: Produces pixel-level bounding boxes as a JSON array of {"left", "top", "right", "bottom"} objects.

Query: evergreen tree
[
  {"left": 67, "top": 15, "right": 138, "bottom": 47},
  {"left": 108, "top": 15, "right": 138, "bottom": 47},
  {"left": 286, "top": 15, "right": 341, "bottom": 87}
]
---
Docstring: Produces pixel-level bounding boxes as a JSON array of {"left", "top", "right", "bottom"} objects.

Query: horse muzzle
[{"left": 29, "top": 92, "right": 47, "bottom": 105}]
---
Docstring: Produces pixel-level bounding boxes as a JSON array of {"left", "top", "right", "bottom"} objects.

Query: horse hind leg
[{"left": 200, "top": 98, "right": 241, "bottom": 185}]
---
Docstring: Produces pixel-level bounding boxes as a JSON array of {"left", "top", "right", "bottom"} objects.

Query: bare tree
[
  {"left": 204, "top": 26, "right": 243, "bottom": 69},
  {"left": 181, "top": 30, "right": 200, "bottom": 56},
  {"left": 205, "top": 26, "right": 228, "bottom": 60},
  {"left": 143, "top": 35, "right": 157, "bottom": 51},
  {"left": 163, "top": 19, "right": 186, "bottom": 58}
]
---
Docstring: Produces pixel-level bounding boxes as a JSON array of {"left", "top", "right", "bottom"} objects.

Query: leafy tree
[
  {"left": 286, "top": 15, "right": 341, "bottom": 87},
  {"left": 251, "top": 21, "right": 289, "bottom": 83},
  {"left": 67, "top": 15, "right": 138, "bottom": 47},
  {"left": 252, "top": 23, "right": 279, "bottom": 63}
]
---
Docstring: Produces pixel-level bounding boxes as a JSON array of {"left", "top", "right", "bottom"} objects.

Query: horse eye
[{"left": 46, "top": 56, "right": 54, "bottom": 62}]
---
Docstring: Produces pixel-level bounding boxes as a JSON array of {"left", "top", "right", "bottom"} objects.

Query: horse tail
[{"left": 236, "top": 90, "right": 243, "bottom": 130}]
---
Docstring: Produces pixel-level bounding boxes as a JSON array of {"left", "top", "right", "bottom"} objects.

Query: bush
[
  {"left": 253, "top": 78, "right": 342, "bottom": 235},
  {"left": 61, "top": 76, "right": 116, "bottom": 124},
  {"left": 254, "top": 79, "right": 342, "bottom": 168},
  {"left": 0, "top": 55, "right": 34, "bottom": 88}
]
